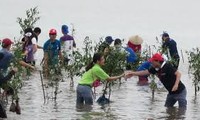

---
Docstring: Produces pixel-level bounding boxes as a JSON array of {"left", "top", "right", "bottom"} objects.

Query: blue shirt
[
  {"left": 43, "top": 39, "right": 61, "bottom": 64},
  {"left": 137, "top": 61, "right": 151, "bottom": 71},
  {"left": 125, "top": 47, "right": 137, "bottom": 63},
  {"left": 0, "top": 48, "right": 13, "bottom": 72},
  {"left": 162, "top": 38, "right": 179, "bottom": 58}
]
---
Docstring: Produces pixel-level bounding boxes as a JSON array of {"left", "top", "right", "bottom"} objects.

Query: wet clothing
[
  {"left": 77, "top": 64, "right": 109, "bottom": 105},
  {"left": 76, "top": 84, "right": 93, "bottom": 105},
  {"left": 43, "top": 39, "right": 61, "bottom": 65},
  {"left": 162, "top": 38, "right": 180, "bottom": 68},
  {"left": 148, "top": 61, "right": 186, "bottom": 107},
  {"left": 165, "top": 88, "right": 187, "bottom": 108},
  {"left": 0, "top": 49, "right": 13, "bottom": 72}
]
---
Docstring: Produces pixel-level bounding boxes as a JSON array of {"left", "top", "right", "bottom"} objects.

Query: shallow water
[
  {"left": 4, "top": 60, "right": 200, "bottom": 120},
  {"left": 1, "top": 0, "right": 200, "bottom": 119}
]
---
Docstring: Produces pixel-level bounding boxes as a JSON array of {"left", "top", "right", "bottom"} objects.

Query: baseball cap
[
  {"left": 105, "top": 36, "right": 114, "bottom": 44},
  {"left": 2, "top": 38, "right": 14, "bottom": 47},
  {"left": 149, "top": 53, "right": 164, "bottom": 62},
  {"left": 162, "top": 32, "right": 169, "bottom": 37},
  {"left": 49, "top": 29, "right": 57, "bottom": 35},
  {"left": 61, "top": 25, "right": 69, "bottom": 34}
]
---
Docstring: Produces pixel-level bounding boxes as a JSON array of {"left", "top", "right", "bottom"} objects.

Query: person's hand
[
  {"left": 12, "top": 67, "right": 18, "bottom": 73},
  {"left": 124, "top": 71, "right": 134, "bottom": 79},
  {"left": 171, "top": 84, "right": 178, "bottom": 92},
  {"left": 30, "top": 66, "right": 35, "bottom": 70}
]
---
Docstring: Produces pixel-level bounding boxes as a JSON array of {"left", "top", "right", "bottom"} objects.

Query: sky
[{"left": 0, "top": 0, "right": 200, "bottom": 51}]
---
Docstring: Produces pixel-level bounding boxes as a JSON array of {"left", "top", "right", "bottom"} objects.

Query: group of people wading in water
[{"left": 0, "top": 27, "right": 186, "bottom": 117}]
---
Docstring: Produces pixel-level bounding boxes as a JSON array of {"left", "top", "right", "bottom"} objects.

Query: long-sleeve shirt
[{"left": 0, "top": 70, "right": 15, "bottom": 86}]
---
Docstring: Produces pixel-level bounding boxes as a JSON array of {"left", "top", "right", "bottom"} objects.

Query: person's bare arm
[{"left": 172, "top": 70, "right": 181, "bottom": 91}]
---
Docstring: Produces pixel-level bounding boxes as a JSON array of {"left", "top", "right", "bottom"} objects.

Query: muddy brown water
[{"left": 5, "top": 62, "right": 200, "bottom": 120}]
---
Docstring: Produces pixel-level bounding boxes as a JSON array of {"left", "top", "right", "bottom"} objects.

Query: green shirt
[{"left": 78, "top": 64, "right": 109, "bottom": 85}]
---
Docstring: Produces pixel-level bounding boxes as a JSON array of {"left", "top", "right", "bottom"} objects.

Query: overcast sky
[{"left": 0, "top": 0, "right": 200, "bottom": 50}]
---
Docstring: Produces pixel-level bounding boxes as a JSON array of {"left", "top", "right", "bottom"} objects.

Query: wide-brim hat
[{"left": 129, "top": 35, "right": 143, "bottom": 45}]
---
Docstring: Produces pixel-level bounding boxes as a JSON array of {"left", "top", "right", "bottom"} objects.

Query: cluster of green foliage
[
  {"left": 187, "top": 48, "right": 200, "bottom": 95},
  {"left": 17, "top": 7, "right": 40, "bottom": 34}
]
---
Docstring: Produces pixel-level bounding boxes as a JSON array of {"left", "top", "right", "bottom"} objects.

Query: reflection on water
[{"left": 164, "top": 107, "right": 186, "bottom": 120}]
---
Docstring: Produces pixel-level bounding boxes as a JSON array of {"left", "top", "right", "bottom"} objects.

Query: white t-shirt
[{"left": 32, "top": 37, "right": 38, "bottom": 61}]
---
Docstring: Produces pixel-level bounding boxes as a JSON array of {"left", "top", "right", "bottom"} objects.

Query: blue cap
[
  {"left": 105, "top": 36, "right": 114, "bottom": 44},
  {"left": 61, "top": 25, "right": 69, "bottom": 34},
  {"left": 162, "top": 32, "right": 169, "bottom": 37}
]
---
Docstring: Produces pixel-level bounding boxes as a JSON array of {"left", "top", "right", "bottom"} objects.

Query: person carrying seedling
[
  {"left": 125, "top": 53, "right": 187, "bottom": 108},
  {"left": 76, "top": 53, "right": 125, "bottom": 109}
]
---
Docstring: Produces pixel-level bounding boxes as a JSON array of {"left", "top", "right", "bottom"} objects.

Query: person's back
[
  {"left": 162, "top": 33, "right": 180, "bottom": 68},
  {"left": 164, "top": 39, "right": 179, "bottom": 58},
  {"left": 137, "top": 61, "right": 151, "bottom": 85},
  {"left": 60, "top": 25, "right": 76, "bottom": 65},
  {"left": 0, "top": 39, "right": 14, "bottom": 72},
  {"left": 125, "top": 47, "right": 137, "bottom": 63}
]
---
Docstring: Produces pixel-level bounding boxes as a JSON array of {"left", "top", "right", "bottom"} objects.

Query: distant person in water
[
  {"left": 60, "top": 25, "right": 76, "bottom": 65},
  {"left": 162, "top": 32, "right": 180, "bottom": 69},
  {"left": 127, "top": 35, "right": 143, "bottom": 57},
  {"left": 125, "top": 53, "right": 187, "bottom": 108},
  {"left": 98, "top": 36, "right": 114, "bottom": 55},
  {"left": 137, "top": 60, "right": 152, "bottom": 86}
]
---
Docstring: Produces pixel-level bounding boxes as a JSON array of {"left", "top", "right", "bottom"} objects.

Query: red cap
[
  {"left": 149, "top": 53, "right": 164, "bottom": 62},
  {"left": 2, "top": 38, "right": 13, "bottom": 47},
  {"left": 49, "top": 29, "right": 57, "bottom": 35}
]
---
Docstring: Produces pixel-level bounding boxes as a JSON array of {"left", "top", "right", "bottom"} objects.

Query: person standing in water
[
  {"left": 76, "top": 53, "right": 124, "bottom": 107},
  {"left": 125, "top": 53, "right": 187, "bottom": 108},
  {"left": 60, "top": 25, "right": 76, "bottom": 65}
]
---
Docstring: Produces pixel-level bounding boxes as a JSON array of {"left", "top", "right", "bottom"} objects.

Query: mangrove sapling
[
  {"left": 39, "top": 70, "right": 46, "bottom": 103},
  {"left": 149, "top": 74, "right": 157, "bottom": 99},
  {"left": 47, "top": 64, "right": 63, "bottom": 101},
  {"left": 181, "top": 49, "right": 185, "bottom": 63},
  {"left": 63, "top": 50, "right": 83, "bottom": 87},
  {"left": 98, "top": 47, "right": 127, "bottom": 101},
  {"left": 17, "top": 6, "right": 40, "bottom": 34},
  {"left": 15, "top": 98, "right": 21, "bottom": 114},
  {"left": 187, "top": 48, "right": 200, "bottom": 96},
  {"left": 9, "top": 99, "right": 16, "bottom": 112},
  {"left": 82, "top": 36, "right": 94, "bottom": 68}
]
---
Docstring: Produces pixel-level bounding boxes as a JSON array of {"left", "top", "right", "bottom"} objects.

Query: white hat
[
  {"left": 25, "top": 32, "right": 32, "bottom": 37},
  {"left": 129, "top": 35, "right": 143, "bottom": 45}
]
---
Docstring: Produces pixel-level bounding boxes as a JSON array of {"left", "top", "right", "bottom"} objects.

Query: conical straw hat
[{"left": 129, "top": 35, "right": 143, "bottom": 45}]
